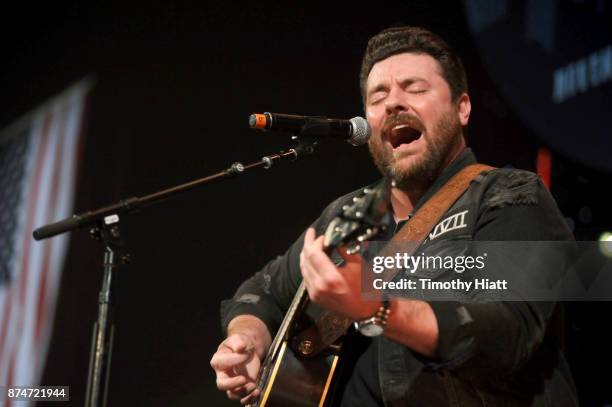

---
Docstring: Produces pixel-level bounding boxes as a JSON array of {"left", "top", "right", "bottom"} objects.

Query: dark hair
[{"left": 360, "top": 26, "right": 468, "bottom": 104}]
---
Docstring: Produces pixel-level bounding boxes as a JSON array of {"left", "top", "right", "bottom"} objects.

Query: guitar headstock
[{"left": 323, "top": 182, "right": 389, "bottom": 255}]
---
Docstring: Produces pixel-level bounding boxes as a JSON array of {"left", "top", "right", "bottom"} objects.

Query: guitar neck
[{"left": 262, "top": 281, "right": 309, "bottom": 367}]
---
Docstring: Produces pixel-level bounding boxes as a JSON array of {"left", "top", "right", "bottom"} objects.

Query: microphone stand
[{"left": 32, "top": 139, "right": 317, "bottom": 407}]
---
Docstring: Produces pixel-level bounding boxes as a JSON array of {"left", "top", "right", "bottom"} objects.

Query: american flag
[{"left": 0, "top": 79, "right": 92, "bottom": 405}]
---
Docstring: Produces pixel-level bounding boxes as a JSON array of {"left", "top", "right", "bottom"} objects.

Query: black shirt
[{"left": 220, "top": 148, "right": 579, "bottom": 406}]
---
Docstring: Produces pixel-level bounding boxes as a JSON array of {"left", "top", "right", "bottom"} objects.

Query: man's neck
[
  {"left": 390, "top": 186, "right": 423, "bottom": 222},
  {"left": 391, "top": 143, "right": 466, "bottom": 222}
]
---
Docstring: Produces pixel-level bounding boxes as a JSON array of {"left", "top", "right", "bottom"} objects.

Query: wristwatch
[{"left": 354, "top": 300, "right": 391, "bottom": 337}]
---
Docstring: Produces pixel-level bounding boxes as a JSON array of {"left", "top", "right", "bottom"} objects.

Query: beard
[{"left": 368, "top": 109, "right": 463, "bottom": 190}]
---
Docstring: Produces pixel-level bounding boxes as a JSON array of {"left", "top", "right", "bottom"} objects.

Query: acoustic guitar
[{"left": 248, "top": 182, "right": 389, "bottom": 407}]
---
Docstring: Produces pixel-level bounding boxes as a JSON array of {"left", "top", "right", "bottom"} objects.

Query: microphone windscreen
[{"left": 348, "top": 116, "right": 371, "bottom": 146}]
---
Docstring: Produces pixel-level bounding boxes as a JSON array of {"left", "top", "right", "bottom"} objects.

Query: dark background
[{"left": 1, "top": 1, "right": 610, "bottom": 406}]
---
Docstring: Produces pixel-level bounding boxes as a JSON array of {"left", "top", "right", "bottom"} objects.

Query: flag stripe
[
  {"left": 2, "top": 112, "right": 51, "bottom": 407},
  {"left": 35, "top": 104, "right": 67, "bottom": 344},
  {"left": 16, "top": 101, "right": 69, "bottom": 388},
  {"left": 0, "top": 113, "right": 50, "bottom": 382},
  {"left": 36, "top": 94, "right": 86, "bottom": 356},
  {"left": 0, "top": 79, "right": 92, "bottom": 407}
]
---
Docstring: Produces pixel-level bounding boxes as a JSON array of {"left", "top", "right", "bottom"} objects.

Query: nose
[{"left": 384, "top": 86, "right": 408, "bottom": 115}]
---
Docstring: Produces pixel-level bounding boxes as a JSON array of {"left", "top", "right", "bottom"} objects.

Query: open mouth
[{"left": 389, "top": 124, "right": 422, "bottom": 149}]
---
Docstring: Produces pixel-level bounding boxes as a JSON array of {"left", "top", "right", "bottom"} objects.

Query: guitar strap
[{"left": 293, "top": 163, "right": 495, "bottom": 357}]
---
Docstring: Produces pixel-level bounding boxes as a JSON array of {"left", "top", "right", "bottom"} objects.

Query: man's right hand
[
  {"left": 211, "top": 315, "right": 272, "bottom": 405},
  {"left": 211, "top": 333, "right": 261, "bottom": 404}
]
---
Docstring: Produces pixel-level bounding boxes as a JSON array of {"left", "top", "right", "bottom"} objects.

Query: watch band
[
  {"left": 355, "top": 300, "right": 391, "bottom": 336},
  {"left": 373, "top": 300, "right": 391, "bottom": 327}
]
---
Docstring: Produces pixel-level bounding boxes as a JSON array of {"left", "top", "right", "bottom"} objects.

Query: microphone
[{"left": 249, "top": 112, "right": 371, "bottom": 146}]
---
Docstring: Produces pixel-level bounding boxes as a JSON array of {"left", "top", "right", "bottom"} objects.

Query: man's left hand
[{"left": 300, "top": 227, "right": 380, "bottom": 320}]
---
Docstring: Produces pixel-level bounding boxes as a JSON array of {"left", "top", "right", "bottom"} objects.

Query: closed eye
[{"left": 368, "top": 91, "right": 387, "bottom": 105}]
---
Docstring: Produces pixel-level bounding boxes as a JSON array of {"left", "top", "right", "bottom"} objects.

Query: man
[{"left": 211, "top": 26, "right": 578, "bottom": 406}]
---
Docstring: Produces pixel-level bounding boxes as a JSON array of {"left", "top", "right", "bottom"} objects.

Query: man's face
[{"left": 365, "top": 52, "right": 468, "bottom": 188}]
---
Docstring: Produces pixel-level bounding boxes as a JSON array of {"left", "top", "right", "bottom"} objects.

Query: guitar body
[
  {"left": 255, "top": 339, "right": 341, "bottom": 407},
  {"left": 249, "top": 284, "right": 347, "bottom": 407}
]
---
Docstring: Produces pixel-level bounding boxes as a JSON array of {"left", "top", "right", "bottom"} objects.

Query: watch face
[{"left": 359, "top": 323, "right": 384, "bottom": 337}]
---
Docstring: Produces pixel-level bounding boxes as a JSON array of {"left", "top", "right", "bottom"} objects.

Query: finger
[
  {"left": 211, "top": 351, "right": 252, "bottom": 371},
  {"left": 227, "top": 390, "right": 241, "bottom": 400},
  {"left": 300, "top": 257, "right": 320, "bottom": 297},
  {"left": 299, "top": 248, "right": 307, "bottom": 278},
  {"left": 216, "top": 374, "right": 249, "bottom": 391},
  {"left": 305, "top": 244, "right": 337, "bottom": 278},
  {"left": 240, "top": 386, "right": 260, "bottom": 405},
  {"left": 312, "top": 234, "right": 326, "bottom": 250},
  {"left": 303, "top": 231, "right": 325, "bottom": 259},
  {"left": 236, "top": 382, "right": 257, "bottom": 395},
  {"left": 227, "top": 383, "right": 258, "bottom": 402},
  {"left": 302, "top": 232, "right": 332, "bottom": 268},
  {"left": 219, "top": 334, "right": 251, "bottom": 353},
  {"left": 304, "top": 227, "right": 316, "bottom": 246},
  {"left": 301, "top": 239, "right": 324, "bottom": 288}
]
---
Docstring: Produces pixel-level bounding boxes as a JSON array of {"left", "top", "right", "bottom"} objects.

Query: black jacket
[{"left": 220, "top": 148, "right": 579, "bottom": 406}]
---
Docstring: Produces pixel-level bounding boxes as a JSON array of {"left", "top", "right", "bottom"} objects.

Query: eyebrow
[{"left": 367, "top": 76, "right": 430, "bottom": 97}]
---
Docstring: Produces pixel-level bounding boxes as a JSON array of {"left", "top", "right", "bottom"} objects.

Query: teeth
[{"left": 392, "top": 124, "right": 412, "bottom": 131}]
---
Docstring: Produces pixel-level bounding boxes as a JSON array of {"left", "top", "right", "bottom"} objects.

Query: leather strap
[
  {"left": 392, "top": 163, "right": 494, "bottom": 243},
  {"left": 293, "top": 163, "right": 495, "bottom": 357}
]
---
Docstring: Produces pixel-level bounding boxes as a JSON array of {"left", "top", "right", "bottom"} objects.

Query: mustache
[{"left": 381, "top": 113, "right": 425, "bottom": 137}]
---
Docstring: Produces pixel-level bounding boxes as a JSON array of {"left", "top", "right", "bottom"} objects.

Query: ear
[{"left": 456, "top": 93, "right": 471, "bottom": 126}]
